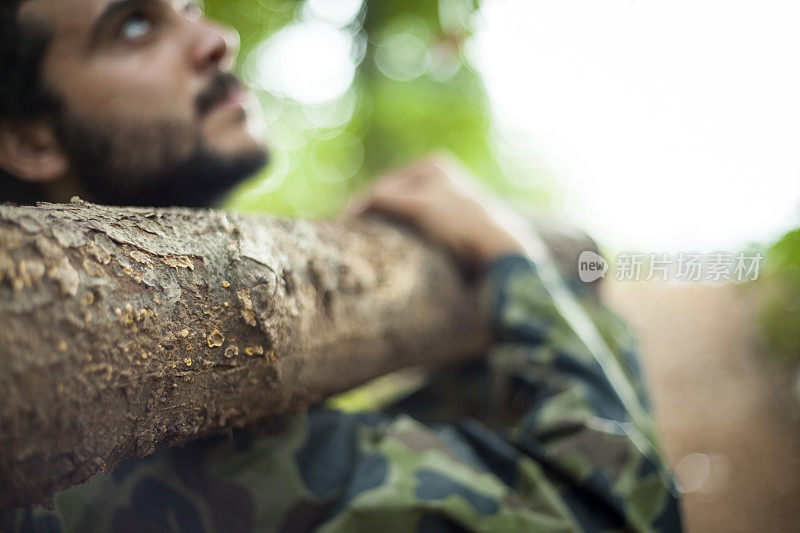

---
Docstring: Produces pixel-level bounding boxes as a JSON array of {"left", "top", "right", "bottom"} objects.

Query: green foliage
[
  {"left": 203, "top": 0, "right": 297, "bottom": 58},
  {"left": 202, "top": 0, "right": 553, "bottom": 218},
  {"left": 759, "top": 227, "right": 800, "bottom": 362}
]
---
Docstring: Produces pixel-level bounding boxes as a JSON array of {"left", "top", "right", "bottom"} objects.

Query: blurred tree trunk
[{"left": 0, "top": 201, "right": 490, "bottom": 509}]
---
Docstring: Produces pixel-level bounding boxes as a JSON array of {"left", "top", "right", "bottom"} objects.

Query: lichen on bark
[{"left": 0, "top": 201, "right": 489, "bottom": 509}]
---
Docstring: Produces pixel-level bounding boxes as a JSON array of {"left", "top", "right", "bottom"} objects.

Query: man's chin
[
  {"left": 83, "top": 146, "right": 269, "bottom": 209},
  {"left": 202, "top": 94, "right": 266, "bottom": 155},
  {"left": 151, "top": 146, "right": 269, "bottom": 208}
]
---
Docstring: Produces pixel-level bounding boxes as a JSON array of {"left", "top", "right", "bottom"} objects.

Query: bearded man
[{"left": 0, "top": 1, "right": 682, "bottom": 531}]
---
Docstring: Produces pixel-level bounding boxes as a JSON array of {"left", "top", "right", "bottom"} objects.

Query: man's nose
[{"left": 190, "top": 20, "right": 240, "bottom": 73}]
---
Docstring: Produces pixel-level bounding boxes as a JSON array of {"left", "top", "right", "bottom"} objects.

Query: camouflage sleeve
[
  {"left": 478, "top": 253, "right": 682, "bottom": 531},
  {"left": 1, "top": 253, "right": 681, "bottom": 533}
]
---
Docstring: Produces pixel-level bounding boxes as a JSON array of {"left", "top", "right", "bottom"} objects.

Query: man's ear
[{"left": 0, "top": 119, "right": 68, "bottom": 183}]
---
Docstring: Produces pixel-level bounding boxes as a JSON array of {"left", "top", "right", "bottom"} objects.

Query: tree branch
[{"left": 0, "top": 201, "right": 490, "bottom": 509}]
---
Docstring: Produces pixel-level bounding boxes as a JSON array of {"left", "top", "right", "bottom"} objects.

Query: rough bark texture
[
  {"left": 0, "top": 200, "right": 495, "bottom": 509},
  {"left": 0, "top": 200, "right": 598, "bottom": 510}
]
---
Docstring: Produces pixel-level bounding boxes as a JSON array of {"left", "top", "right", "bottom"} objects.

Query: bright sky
[{"left": 470, "top": 0, "right": 800, "bottom": 252}]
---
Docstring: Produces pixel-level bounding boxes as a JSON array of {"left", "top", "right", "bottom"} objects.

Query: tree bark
[
  {"left": 0, "top": 200, "right": 492, "bottom": 509},
  {"left": 0, "top": 199, "right": 599, "bottom": 510}
]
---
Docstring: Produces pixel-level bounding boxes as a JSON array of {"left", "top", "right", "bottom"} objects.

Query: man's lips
[
  {"left": 208, "top": 85, "right": 247, "bottom": 115},
  {"left": 197, "top": 74, "right": 249, "bottom": 118}
]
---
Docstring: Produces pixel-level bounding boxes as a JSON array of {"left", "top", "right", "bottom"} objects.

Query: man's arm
[
  {"left": 3, "top": 154, "right": 681, "bottom": 531},
  {"left": 478, "top": 252, "right": 680, "bottom": 530},
  {"left": 351, "top": 153, "right": 682, "bottom": 530}
]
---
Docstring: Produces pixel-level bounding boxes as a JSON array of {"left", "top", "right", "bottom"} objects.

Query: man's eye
[{"left": 119, "top": 13, "right": 154, "bottom": 41}]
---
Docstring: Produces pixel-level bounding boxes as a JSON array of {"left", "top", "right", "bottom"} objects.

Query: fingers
[
  {"left": 350, "top": 181, "right": 426, "bottom": 222},
  {"left": 344, "top": 160, "right": 436, "bottom": 220},
  {"left": 341, "top": 152, "right": 474, "bottom": 225},
  {"left": 337, "top": 152, "right": 530, "bottom": 271},
  {"left": 365, "top": 190, "right": 425, "bottom": 223}
]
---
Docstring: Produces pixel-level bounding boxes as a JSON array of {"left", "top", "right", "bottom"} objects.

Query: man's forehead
[
  {"left": 18, "top": 0, "right": 198, "bottom": 59},
  {"left": 19, "top": 0, "right": 201, "bottom": 50},
  {"left": 20, "top": 0, "right": 107, "bottom": 30}
]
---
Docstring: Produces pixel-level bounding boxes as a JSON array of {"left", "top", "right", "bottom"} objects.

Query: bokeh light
[
  {"left": 217, "top": 0, "right": 800, "bottom": 254},
  {"left": 470, "top": 0, "right": 800, "bottom": 252},
  {"left": 247, "top": 21, "right": 358, "bottom": 105}
]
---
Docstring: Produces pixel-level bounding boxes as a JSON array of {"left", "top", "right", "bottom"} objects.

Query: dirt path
[{"left": 603, "top": 280, "right": 800, "bottom": 533}]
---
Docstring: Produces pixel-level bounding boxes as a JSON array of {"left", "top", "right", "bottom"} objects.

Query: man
[{"left": 0, "top": 0, "right": 682, "bottom": 531}]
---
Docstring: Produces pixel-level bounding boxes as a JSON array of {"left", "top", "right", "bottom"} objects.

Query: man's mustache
[{"left": 196, "top": 73, "right": 244, "bottom": 118}]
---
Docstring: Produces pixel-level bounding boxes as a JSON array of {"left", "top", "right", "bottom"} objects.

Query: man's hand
[{"left": 346, "top": 153, "right": 535, "bottom": 273}]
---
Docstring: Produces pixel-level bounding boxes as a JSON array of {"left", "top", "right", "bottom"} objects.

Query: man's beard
[{"left": 49, "top": 75, "right": 268, "bottom": 208}]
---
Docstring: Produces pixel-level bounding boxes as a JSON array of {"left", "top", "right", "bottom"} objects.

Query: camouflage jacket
[{"left": 3, "top": 254, "right": 682, "bottom": 532}]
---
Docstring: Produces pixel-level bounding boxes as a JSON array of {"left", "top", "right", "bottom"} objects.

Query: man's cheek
[{"left": 79, "top": 62, "right": 194, "bottom": 120}]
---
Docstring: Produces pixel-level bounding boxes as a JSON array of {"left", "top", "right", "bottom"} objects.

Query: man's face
[{"left": 19, "top": 0, "right": 268, "bottom": 206}]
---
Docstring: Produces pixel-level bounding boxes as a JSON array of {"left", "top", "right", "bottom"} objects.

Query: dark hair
[{"left": 0, "top": 0, "right": 61, "bottom": 204}]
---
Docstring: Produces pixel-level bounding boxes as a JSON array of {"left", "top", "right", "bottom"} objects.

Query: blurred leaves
[
  {"left": 759, "top": 228, "right": 800, "bottom": 363},
  {"left": 203, "top": 0, "right": 552, "bottom": 218}
]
